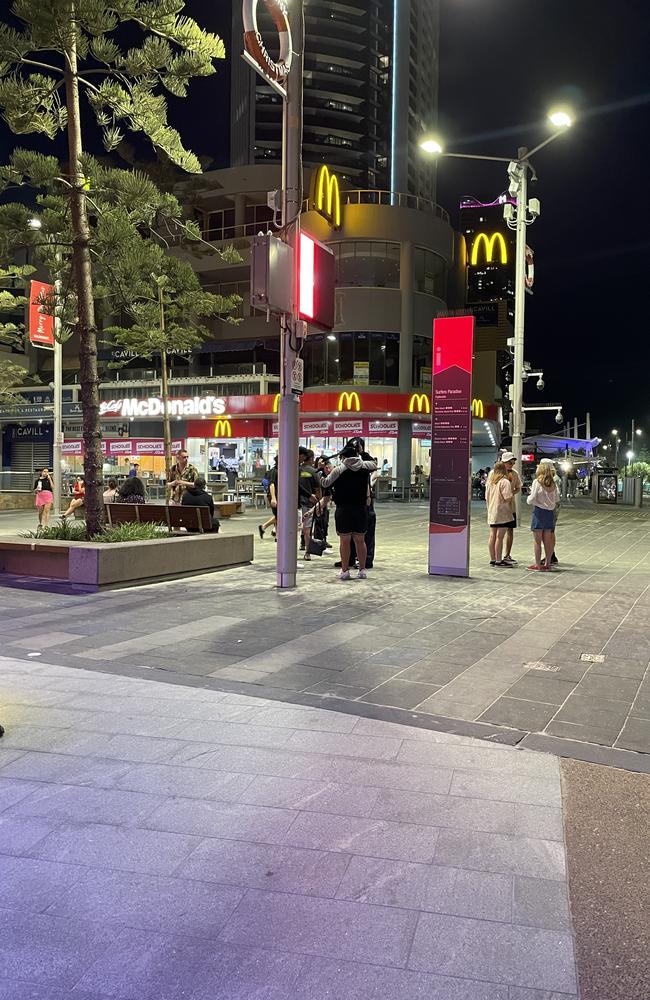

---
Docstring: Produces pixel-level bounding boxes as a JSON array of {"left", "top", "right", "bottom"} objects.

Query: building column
[
  {"left": 396, "top": 419, "right": 412, "bottom": 492},
  {"left": 233, "top": 193, "right": 247, "bottom": 230},
  {"left": 399, "top": 240, "right": 414, "bottom": 394}
]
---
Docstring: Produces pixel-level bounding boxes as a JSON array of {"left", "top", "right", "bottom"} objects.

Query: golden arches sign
[
  {"left": 470, "top": 232, "right": 508, "bottom": 266},
  {"left": 338, "top": 391, "right": 360, "bottom": 412},
  {"left": 409, "top": 393, "right": 430, "bottom": 414},
  {"left": 471, "top": 399, "right": 484, "bottom": 418},
  {"left": 213, "top": 419, "right": 232, "bottom": 438},
  {"left": 272, "top": 393, "right": 281, "bottom": 413},
  {"left": 311, "top": 165, "right": 341, "bottom": 229}
]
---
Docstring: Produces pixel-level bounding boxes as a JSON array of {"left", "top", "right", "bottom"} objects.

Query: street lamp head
[
  {"left": 611, "top": 429, "right": 618, "bottom": 436},
  {"left": 419, "top": 136, "right": 444, "bottom": 156},
  {"left": 548, "top": 109, "right": 573, "bottom": 129},
  {"left": 635, "top": 428, "right": 643, "bottom": 435},
  {"left": 626, "top": 450, "right": 634, "bottom": 460},
  {"left": 27, "top": 217, "right": 42, "bottom": 230}
]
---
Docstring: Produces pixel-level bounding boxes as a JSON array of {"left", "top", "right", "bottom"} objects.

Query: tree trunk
[
  {"left": 63, "top": 7, "right": 103, "bottom": 537},
  {"left": 160, "top": 348, "right": 173, "bottom": 491}
]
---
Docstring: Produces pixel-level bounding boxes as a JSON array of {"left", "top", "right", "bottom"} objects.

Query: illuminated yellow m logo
[
  {"left": 409, "top": 393, "right": 430, "bottom": 414},
  {"left": 471, "top": 399, "right": 484, "bottom": 418},
  {"left": 311, "top": 165, "right": 341, "bottom": 228},
  {"left": 213, "top": 419, "right": 232, "bottom": 438},
  {"left": 470, "top": 232, "right": 508, "bottom": 266},
  {"left": 272, "top": 393, "right": 280, "bottom": 413},
  {"left": 338, "top": 391, "right": 360, "bottom": 412}
]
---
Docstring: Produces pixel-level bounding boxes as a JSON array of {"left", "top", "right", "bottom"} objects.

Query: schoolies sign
[{"left": 99, "top": 396, "right": 227, "bottom": 419}]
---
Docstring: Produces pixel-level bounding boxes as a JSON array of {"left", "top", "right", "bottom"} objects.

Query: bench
[
  {"left": 105, "top": 503, "right": 216, "bottom": 533},
  {"left": 213, "top": 501, "right": 243, "bottom": 519}
]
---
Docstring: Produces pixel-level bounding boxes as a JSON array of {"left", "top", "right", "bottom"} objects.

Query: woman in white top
[
  {"left": 526, "top": 463, "right": 560, "bottom": 570},
  {"left": 485, "top": 462, "right": 514, "bottom": 567}
]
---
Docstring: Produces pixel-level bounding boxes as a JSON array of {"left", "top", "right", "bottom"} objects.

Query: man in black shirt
[
  {"left": 181, "top": 477, "right": 220, "bottom": 532},
  {"left": 298, "top": 448, "right": 320, "bottom": 559},
  {"left": 321, "top": 439, "right": 377, "bottom": 580}
]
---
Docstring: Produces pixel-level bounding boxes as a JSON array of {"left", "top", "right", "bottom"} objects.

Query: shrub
[
  {"left": 21, "top": 520, "right": 87, "bottom": 541},
  {"left": 21, "top": 520, "right": 168, "bottom": 543}
]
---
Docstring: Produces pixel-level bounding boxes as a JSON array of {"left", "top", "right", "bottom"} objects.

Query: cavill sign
[{"left": 99, "top": 396, "right": 227, "bottom": 419}]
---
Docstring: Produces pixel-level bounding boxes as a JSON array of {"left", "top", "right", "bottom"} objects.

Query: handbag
[{"left": 308, "top": 501, "right": 328, "bottom": 556}]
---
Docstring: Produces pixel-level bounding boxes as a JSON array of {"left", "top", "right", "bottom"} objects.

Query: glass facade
[
  {"left": 414, "top": 246, "right": 446, "bottom": 297},
  {"left": 303, "top": 331, "right": 400, "bottom": 387},
  {"left": 329, "top": 241, "right": 400, "bottom": 288}
]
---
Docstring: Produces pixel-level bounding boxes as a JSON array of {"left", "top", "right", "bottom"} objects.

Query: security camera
[
  {"left": 536, "top": 377, "right": 545, "bottom": 391},
  {"left": 528, "top": 197, "right": 541, "bottom": 219},
  {"left": 521, "top": 370, "right": 528, "bottom": 382},
  {"left": 503, "top": 204, "right": 515, "bottom": 222},
  {"left": 555, "top": 410, "right": 564, "bottom": 425},
  {"left": 507, "top": 161, "right": 521, "bottom": 182}
]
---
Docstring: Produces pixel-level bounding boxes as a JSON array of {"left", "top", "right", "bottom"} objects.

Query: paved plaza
[
  {"left": 0, "top": 500, "right": 649, "bottom": 997},
  {"left": 1, "top": 501, "right": 648, "bottom": 769}
]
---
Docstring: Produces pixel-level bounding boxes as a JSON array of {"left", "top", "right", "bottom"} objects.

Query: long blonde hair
[
  {"left": 536, "top": 465, "right": 556, "bottom": 489},
  {"left": 491, "top": 461, "right": 508, "bottom": 484}
]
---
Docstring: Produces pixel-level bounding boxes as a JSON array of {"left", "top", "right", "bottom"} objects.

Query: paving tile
[
  {"left": 293, "top": 956, "right": 510, "bottom": 1000},
  {"left": 368, "top": 646, "right": 436, "bottom": 668},
  {"left": 284, "top": 730, "right": 403, "bottom": 760},
  {"left": 478, "top": 698, "right": 558, "bottom": 731},
  {"left": 575, "top": 673, "right": 641, "bottom": 702},
  {"left": 30, "top": 820, "right": 202, "bottom": 875},
  {"left": 615, "top": 716, "right": 650, "bottom": 753},
  {"left": 433, "top": 828, "right": 567, "bottom": 881},
  {"left": 114, "top": 762, "right": 255, "bottom": 801},
  {"left": 371, "top": 787, "right": 515, "bottom": 834},
  {"left": 11, "top": 783, "right": 163, "bottom": 825},
  {"left": 360, "top": 679, "right": 441, "bottom": 709},
  {"left": 0, "top": 814, "right": 59, "bottom": 856},
  {"left": 0, "top": 752, "right": 132, "bottom": 787},
  {"left": 589, "top": 656, "right": 648, "bottom": 679},
  {"left": 305, "top": 681, "right": 370, "bottom": 699},
  {"left": 178, "top": 837, "right": 351, "bottom": 896},
  {"left": 504, "top": 676, "right": 578, "bottom": 705},
  {"left": 409, "top": 912, "right": 576, "bottom": 992},
  {"left": 309, "top": 755, "right": 456, "bottom": 794},
  {"left": 218, "top": 888, "right": 418, "bottom": 967},
  {"left": 0, "top": 909, "right": 114, "bottom": 991},
  {"left": 284, "top": 810, "right": 439, "bottom": 862},
  {"left": 260, "top": 664, "right": 339, "bottom": 690},
  {"left": 251, "top": 706, "right": 358, "bottom": 733},
  {"left": 450, "top": 771, "right": 562, "bottom": 808},
  {"left": 187, "top": 941, "right": 305, "bottom": 1000},
  {"left": 513, "top": 876, "right": 571, "bottom": 930},
  {"left": 398, "top": 742, "right": 552, "bottom": 776},
  {"left": 545, "top": 720, "right": 620, "bottom": 747},
  {"left": 0, "top": 855, "right": 87, "bottom": 912},
  {"left": 514, "top": 804, "right": 564, "bottom": 842},
  {"left": 508, "top": 989, "right": 575, "bottom": 1000},
  {"left": 47, "top": 868, "right": 243, "bottom": 938},
  {"left": 0, "top": 983, "right": 108, "bottom": 1000},
  {"left": 74, "top": 926, "right": 214, "bottom": 999},
  {"left": 336, "top": 855, "right": 512, "bottom": 921},
  {"left": 396, "top": 660, "right": 468, "bottom": 685},
  {"left": 240, "top": 774, "right": 379, "bottom": 817},
  {"left": 0, "top": 777, "right": 44, "bottom": 813},
  {"left": 143, "top": 797, "right": 298, "bottom": 843}
]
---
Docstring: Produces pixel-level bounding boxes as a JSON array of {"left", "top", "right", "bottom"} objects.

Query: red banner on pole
[{"left": 29, "top": 281, "right": 55, "bottom": 349}]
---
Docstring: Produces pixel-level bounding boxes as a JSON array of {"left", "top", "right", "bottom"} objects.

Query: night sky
[{"left": 2, "top": 0, "right": 648, "bottom": 447}]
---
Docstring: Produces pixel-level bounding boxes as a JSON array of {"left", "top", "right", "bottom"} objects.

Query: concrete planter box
[{"left": 0, "top": 533, "right": 254, "bottom": 588}]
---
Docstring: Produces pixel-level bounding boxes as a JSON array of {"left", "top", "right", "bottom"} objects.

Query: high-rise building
[
  {"left": 230, "top": 0, "right": 439, "bottom": 199},
  {"left": 460, "top": 194, "right": 515, "bottom": 305}
]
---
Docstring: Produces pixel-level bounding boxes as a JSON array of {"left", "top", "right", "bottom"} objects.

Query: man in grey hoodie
[{"left": 320, "top": 439, "right": 377, "bottom": 580}]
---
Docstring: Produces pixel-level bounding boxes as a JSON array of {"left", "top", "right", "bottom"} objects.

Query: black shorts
[{"left": 335, "top": 505, "right": 368, "bottom": 536}]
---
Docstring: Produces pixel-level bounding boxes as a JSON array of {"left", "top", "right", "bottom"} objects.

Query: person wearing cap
[{"left": 499, "top": 451, "right": 521, "bottom": 565}]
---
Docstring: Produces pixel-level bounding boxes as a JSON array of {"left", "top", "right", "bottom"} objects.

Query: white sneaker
[
  {"left": 358, "top": 569, "right": 367, "bottom": 580},
  {"left": 338, "top": 570, "right": 351, "bottom": 581}
]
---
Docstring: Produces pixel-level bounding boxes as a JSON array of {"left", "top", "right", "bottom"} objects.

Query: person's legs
[
  {"left": 339, "top": 533, "right": 352, "bottom": 572},
  {"left": 302, "top": 511, "right": 312, "bottom": 557},
  {"left": 488, "top": 527, "right": 497, "bottom": 562},
  {"left": 42, "top": 502, "right": 51, "bottom": 527},
  {"left": 504, "top": 526, "right": 514, "bottom": 559},
  {"left": 495, "top": 528, "right": 506, "bottom": 563},
  {"left": 62, "top": 497, "right": 82, "bottom": 517},
  {"left": 532, "top": 530, "right": 543, "bottom": 567},
  {"left": 542, "top": 529, "right": 555, "bottom": 567},
  {"left": 37, "top": 503, "right": 43, "bottom": 526},
  {"left": 365, "top": 507, "right": 376, "bottom": 566},
  {"left": 353, "top": 532, "right": 367, "bottom": 571}
]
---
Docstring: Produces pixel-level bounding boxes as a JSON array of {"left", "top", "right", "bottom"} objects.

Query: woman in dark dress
[{"left": 116, "top": 476, "right": 147, "bottom": 504}]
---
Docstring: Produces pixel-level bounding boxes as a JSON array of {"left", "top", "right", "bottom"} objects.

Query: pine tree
[{"left": 0, "top": 1, "right": 226, "bottom": 535}]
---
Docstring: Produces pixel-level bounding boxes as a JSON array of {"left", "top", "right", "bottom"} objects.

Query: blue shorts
[{"left": 531, "top": 506, "right": 555, "bottom": 531}]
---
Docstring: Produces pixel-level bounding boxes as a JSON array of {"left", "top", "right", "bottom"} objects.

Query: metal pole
[
  {"left": 276, "top": 0, "right": 303, "bottom": 589},
  {"left": 573, "top": 417, "right": 578, "bottom": 440},
  {"left": 586, "top": 411, "right": 591, "bottom": 440},
  {"left": 53, "top": 250, "right": 63, "bottom": 516},
  {"left": 511, "top": 148, "right": 528, "bottom": 515}
]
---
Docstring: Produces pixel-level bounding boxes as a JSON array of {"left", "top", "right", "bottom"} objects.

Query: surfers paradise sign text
[{"left": 100, "top": 396, "right": 227, "bottom": 419}]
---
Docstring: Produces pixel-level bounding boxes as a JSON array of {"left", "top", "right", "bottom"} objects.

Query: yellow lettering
[
  {"left": 409, "top": 393, "right": 430, "bottom": 414},
  {"left": 338, "top": 391, "right": 361, "bottom": 412},
  {"left": 470, "top": 232, "right": 508, "bottom": 266},
  {"left": 311, "top": 165, "right": 341, "bottom": 228}
]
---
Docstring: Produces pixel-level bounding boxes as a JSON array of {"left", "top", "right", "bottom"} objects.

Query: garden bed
[{"left": 0, "top": 532, "right": 254, "bottom": 588}]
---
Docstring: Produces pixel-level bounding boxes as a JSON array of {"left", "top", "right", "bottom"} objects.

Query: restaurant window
[
  {"left": 330, "top": 241, "right": 400, "bottom": 288},
  {"left": 302, "top": 332, "right": 400, "bottom": 388},
  {"left": 414, "top": 247, "right": 446, "bottom": 297}
]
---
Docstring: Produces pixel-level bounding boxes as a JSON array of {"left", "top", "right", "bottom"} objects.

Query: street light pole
[
  {"left": 276, "top": 0, "right": 303, "bottom": 589},
  {"left": 53, "top": 251, "right": 63, "bottom": 516},
  {"left": 511, "top": 149, "right": 528, "bottom": 508}
]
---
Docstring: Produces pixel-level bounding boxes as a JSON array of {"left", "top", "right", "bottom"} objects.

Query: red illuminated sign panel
[
  {"left": 428, "top": 315, "right": 475, "bottom": 578},
  {"left": 29, "top": 280, "right": 55, "bottom": 349},
  {"left": 298, "top": 232, "right": 335, "bottom": 330}
]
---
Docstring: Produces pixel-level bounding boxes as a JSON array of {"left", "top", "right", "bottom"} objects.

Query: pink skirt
[{"left": 36, "top": 490, "right": 53, "bottom": 507}]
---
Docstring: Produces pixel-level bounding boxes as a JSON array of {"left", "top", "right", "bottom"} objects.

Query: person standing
[
  {"left": 486, "top": 462, "right": 514, "bottom": 567},
  {"left": 169, "top": 449, "right": 199, "bottom": 506},
  {"left": 527, "top": 463, "right": 560, "bottom": 570},
  {"left": 34, "top": 468, "right": 54, "bottom": 528},
  {"left": 499, "top": 451, "right": 521, "bottom": 565},
  {"left": 298, "top": 448, "right": 320, "bottom": 560},
  {"left": 320, "top": 439, "right": 377, "bottom": 580},
  {"left": 538, "top": 458, "right": 561, "bottom": 564},
  {"left": 258, "top": 456, "right": 278, "bottom": 540}
]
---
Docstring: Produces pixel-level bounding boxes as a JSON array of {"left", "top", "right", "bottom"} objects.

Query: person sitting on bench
[{"left": 182, "top": 477, "right": 220, "bottom": 532}]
